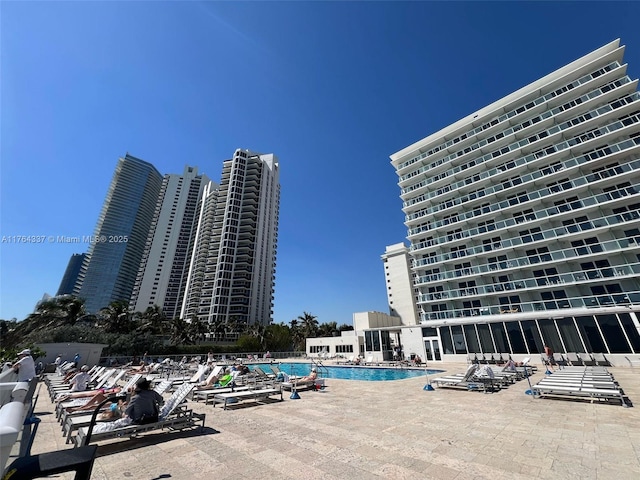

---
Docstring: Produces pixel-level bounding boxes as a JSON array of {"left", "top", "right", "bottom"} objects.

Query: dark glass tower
[{"left": 74, "top": 154, "right": 163, "bottom": 313}]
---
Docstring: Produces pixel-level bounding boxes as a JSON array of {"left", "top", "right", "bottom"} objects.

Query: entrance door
[{"left": 424, "top": 339, "right": 442, "bottom": 362}]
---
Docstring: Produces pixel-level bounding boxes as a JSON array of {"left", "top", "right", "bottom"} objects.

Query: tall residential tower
[
  {"left": 74, "top": 154, "right": 163, "bottom": 313},
  {"left": 130, "top": 166, "right": 212, "bottom": 318},
  {"left": 181, "top": 149, "right": 280, "bottom": 327}
]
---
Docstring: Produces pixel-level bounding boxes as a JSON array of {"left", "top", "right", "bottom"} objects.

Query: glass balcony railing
[
  {"left": 402, "top": 89, "right": 640, "bottom": 199},
  {"left": 417, "top": 263, "right": 640, "bottom": 300},
  {"left": 397, "top": 61, "right": 622, "bottom": 173},
  {"left": 412, "top": 207, "right": 640, "bottom": 270},
  {"left": 414, "top": 238, "right": 640, "bottom": 282}
]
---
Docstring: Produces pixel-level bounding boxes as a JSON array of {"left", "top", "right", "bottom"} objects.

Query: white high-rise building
[
  {"left": 389, "top": 39, "right": 640, "bottom": 361},
  {"left": 181, "top": 149, "right": 280, "bottom": 327},
  {"left": 381, "top": 243, "right": 419, "bottom": 325},
  {"left": 130, "top": 166, "right": 211, "bottom": 318}
]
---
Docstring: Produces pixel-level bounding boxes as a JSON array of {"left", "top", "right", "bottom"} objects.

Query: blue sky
[{"left": 2, "top": 1, "right": 640, "bottom": 325}]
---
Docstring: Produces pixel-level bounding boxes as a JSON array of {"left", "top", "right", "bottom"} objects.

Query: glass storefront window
[
  {"left": 557, "top": 318, "right": 585, "bottom": 352},
  {"left": 538, "top": 319, "right": 563, "bottom": 352},
  {"left": 596, "top": 315, "right": 629, "bottom": 353},
  {"left": 490, "top": 323, "right": 509, "bottom": 352},
  {"left": 440, "top": 327, "right": 455, "bottom": 355},
  {"left": 506, "top": 321, "right": 527, "bottom": 353},
  {"left": 451, "top": 325, "right": 467, "bottom": 354},
  {"left": 477, "top": 324, "right": 495, "bottom": 353},
  {"left": 575, "top": 316, "right": 607, "bottom": 353},
  {"left": 618, "top": 313, "right": 640, "bottom": 353},
  {"left": 521, "top": 320, "right": 544, "bottom": 354},
  {"left": 463, "top": 324, "right": 481, "bottom": 353}
]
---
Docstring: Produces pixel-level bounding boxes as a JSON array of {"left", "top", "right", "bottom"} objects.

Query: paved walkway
[{"left": 28, "top": 362, "right": 640, "bottom": 479}]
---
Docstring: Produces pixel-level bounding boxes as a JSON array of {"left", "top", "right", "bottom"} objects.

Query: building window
[{"left": 463, "top": 324, "right": 481, "bottom": 353}]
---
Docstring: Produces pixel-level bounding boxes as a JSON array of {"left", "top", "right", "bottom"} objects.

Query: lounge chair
[
  {"left": 432, "top": 364, "right": 486, "bottom": 391},
  {"left": 625, "top": 356, "right": 640, "bottom": 368},
  {"left": 55, "top": 373, "right": 142, "bottom": 420},
  {"left": 337, "top": 356, "right": 355, "bottom": 365},
  {"left": 75, "top": 383, "right": 205, "bottom": 447},
  {"left": 211, "top": 385, "right": 283, "bottom": 410},
  {"left": 592, "top": 353, "right": 610, "bottom": 366},
  {"left": 565, "top": 352, "right": 583, "bottom": 366},
  {"left": 532, "top": 382, "right": 628, "bottom": 407},
  {"left": 364, "top": 356, "right": 378, "bottom": 366}
]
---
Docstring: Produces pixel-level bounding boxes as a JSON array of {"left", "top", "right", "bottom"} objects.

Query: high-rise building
[
  {"left": 130, "top": 166, "right": 212, "bottom": 318},
  {"left": 74, "top": 154, "right": 163, "bottom": 313},
  {"left": 390, "top": 39, "right": 640, "bottom": 360},
  {"left": 381, "top": 243, "right": 419, "bottom": 325},
  {"left": 56, "top": 253, "right": 86, "bottom": 296},
  {"left": 181, "top": 149, "right": 280, "bottom": 327}
]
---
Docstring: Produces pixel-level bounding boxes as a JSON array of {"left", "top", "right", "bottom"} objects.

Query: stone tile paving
[{"left": 25, "top": 362, "right": 640, "bottom": 479}]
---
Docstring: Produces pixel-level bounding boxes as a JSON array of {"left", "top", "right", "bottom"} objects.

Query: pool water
[{"left": 252, "top": 363, "right": 443, "bottom": 381}]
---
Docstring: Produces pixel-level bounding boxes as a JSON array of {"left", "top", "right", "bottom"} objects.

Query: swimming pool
[{"left": 253, "top": 363, "right": 443, "bottom": 381}]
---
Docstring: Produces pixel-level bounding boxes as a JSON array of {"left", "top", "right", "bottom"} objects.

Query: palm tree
[
  {"left": 137, "top": 305, "right": 166, "bottom": 335},
  {"left": 169, "top": 317, "right": 192, "bottom": 346},
  {"left": 298, "top": 312, "right": 319, "bottom": 339},
  {"left": 289, "top": 318, "right": 305, "bottom": 351},
  {"left": 99, "top": 301, "right": 132, "bottom": 333},
  {"left": 318, "top": 321, "right": 338, "bottom": 337}
]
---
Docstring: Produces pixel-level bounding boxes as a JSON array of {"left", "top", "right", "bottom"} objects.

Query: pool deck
[{"left": 26, "top": 361, "right": 640, "bottom": 479}]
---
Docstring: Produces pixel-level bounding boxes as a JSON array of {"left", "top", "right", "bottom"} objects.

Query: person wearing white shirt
[
  {"left": 13, "top": 349, "right": 36, "bottom": 382},
  {"left": 70, "top": 365, "right": 92, "bottom": 392}
]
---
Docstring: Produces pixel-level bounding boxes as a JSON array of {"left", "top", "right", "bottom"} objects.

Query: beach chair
[
  {"left": 432, "top": 364, "right": 485, "bottom": 391},
  {"left": 592, "top": 353, "right": 610, "bottom": 366},
  {"left": 566, "top": 352, "right": 583, "bottom": 366},
  {"left": 75, "top": 382, "right": 204, "bottom": 447},
  {"left": 625, "top": 356, "right": 640, "bottom": 368}
]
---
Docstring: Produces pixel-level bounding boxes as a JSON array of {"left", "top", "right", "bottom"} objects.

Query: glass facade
[{"left": 437, "top": 313, "right": 640, "bottom": 356}]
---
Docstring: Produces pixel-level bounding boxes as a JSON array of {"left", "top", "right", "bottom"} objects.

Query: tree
[
  {"left": 265, "top": 323, "right": 292, "bottom": 352},
  {"left": 318, "top": 321, "right": 338, "bottom": 337},
  {"left": 297, "top": 312, "right": 319, "bottom": 338},
  {"left": 136, "top": 305, "right": 166, "bottom": 335},
  {"left": 169, "top": 317, "right": 197, "bottom": 346},
  {"left": 99, "top": 301, "right": 134, "bottom": 334}
]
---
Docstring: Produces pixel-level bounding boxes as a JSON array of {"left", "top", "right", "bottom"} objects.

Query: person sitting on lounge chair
[
  {"left": 125, "top": 378, "right": 164, "bottom": 424},
  {"left": 196, "top": 367, "right": 227, "bottom": 390},
  {"left": 299, "top": 368, "right": 318, "bottom": 382},
  {"left": 69, "top": 365, "right": 92, "bottom": 392}
]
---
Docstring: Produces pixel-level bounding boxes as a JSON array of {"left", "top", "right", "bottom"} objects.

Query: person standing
[
  {"left": 73, "top": 353, "right": 81, "bottom": 367},
  {"left": 544, "top": 345, "right": 555, "bottom": 372},
  {"left": 13, "top": 349, "right": 36, "bottom": 382}
]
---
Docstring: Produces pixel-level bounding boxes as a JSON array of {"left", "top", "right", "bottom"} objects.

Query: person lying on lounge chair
[
  {"left": 55, "top": 386, "right": 122, "bottom": 403},
  {"left": 61, "top": 387, "right": 125, "bottom": 413},
  {"left": 126, "top": 362, "right": 150, "bottom": 374}
]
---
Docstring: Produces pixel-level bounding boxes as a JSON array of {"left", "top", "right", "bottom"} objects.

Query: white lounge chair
[{"left": 75, "top": 383, "right": 204, "bottom": 446}]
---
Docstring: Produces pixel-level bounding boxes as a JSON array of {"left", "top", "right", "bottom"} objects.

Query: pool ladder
[{"left": 310, "top": 359, "right": 329, "bottom": 376}]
